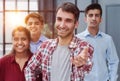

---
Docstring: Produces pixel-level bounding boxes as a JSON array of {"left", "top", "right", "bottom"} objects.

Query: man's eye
[
  {"left": 56, "top": 17, "right": 62, "bottom": 21},
  {"left": 95, "top": 14, "right": 100, "bottom": 17},
  {"left": 22, "top": 38, "right": 27, "bottom": 41},
  {"left": 14, "top": 38, "right": 18, "bottom": 41},
  {"left": 27, "top": 22, "right": 32, "bottom": 25},
  {"left": 35, "top": 22, "right": 40, "bottom": 25},
  {"left": 66, "top": 19, "right": 73, "bottom": 23},
  {"left": 89, "top": 14, "right": 93, "bottom": 17}
]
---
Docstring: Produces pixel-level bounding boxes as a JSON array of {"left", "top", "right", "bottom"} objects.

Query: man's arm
[
  {"left": 107, "top": 38, "right": 119, "bottom": 81},
  {"left": 24, "top": 51, "right": 42, "bottom": 81}
]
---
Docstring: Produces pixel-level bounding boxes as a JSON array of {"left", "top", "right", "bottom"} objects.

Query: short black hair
[{"left": 85, "top": 3, "right": 102, "bottom": 17}]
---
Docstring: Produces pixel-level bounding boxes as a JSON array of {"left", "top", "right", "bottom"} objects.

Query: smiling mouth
[
  {"left": 17, "top": 46, "right": 24, "bottom": 49},
  {"left": 31, "top": 29, "right": 37, "bottom": 32}
]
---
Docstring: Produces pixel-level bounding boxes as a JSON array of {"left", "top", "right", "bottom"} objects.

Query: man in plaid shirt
[{"left": 24, "top": 2, "right": 94, "bottom": 81}]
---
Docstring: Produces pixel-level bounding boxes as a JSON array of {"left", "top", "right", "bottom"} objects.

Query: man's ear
[
  {"left": 41, "top": 23, "right": 44, "bottom": 29},
  {"left": 100, "top": 17, "right": 102, "bottom": 23}
]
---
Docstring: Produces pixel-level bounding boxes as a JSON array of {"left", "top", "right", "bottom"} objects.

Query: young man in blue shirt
[
  {"left": 77, "top": 3, "right": 119, "bottom": 81},
  {"left": 25, "top": 12, "right": 48, "bottom": 54}
]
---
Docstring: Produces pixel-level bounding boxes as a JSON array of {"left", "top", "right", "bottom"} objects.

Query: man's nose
[
  {"left": 60, "top": 21, "right": 65, "bottom": 28},
  {"left": 92, "top": 15, "right": 96, "bottom": 20},
  {"left": 18, "top": 40, "right": 22, "bottom": 44}
]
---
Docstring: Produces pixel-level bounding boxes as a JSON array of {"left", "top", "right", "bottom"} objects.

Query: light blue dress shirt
[
  {"left": 76, "top": 29, "right": 119, "bottom": 81},
  {"left": 30, "top": 34, "right": 48, "bottom": 54}
]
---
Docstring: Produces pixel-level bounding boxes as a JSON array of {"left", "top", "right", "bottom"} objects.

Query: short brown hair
[
  {"left": 24, "top": 12, "right": 44, "bottom": 24},
  {"left": 56, "top": 2, "right": 80, "bottom": 22}
]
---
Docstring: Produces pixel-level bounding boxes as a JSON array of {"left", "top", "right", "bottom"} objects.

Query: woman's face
[{"left": 12, "top": 31, "right": 30, "bottom": 54}]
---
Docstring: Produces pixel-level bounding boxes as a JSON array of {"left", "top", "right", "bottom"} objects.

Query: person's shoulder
[
  {"left": 0, "top": 53, "right": 13, "bottom": 64},
  {"left": 42, "top": 35, "right": 49, "bottom": 40},
  {"left": 101, "top": 32, "right": 113, "bottom": 40},
  {"left": 76, "top": 37, "right": 93, "bottom": 49},
  {"left": 39, "top": 39, "right": 56, "bottom": 48},
  {"left": 75, "top": 33, "right": 87, "bottom": 42},
  {"left": 76, "top": 31, "right": 86, "bottom": 40},
  {"left": 40, "top": 35, "right": 49, "bottom": 42},
  {"left": 42, "top": 38, "right": 54, "bottom": 44},
  {"left": 74, "top": 36, "right": 89, "bottom": 45}
]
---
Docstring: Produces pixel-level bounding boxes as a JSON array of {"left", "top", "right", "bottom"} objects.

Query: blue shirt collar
[
  {"left": 31, "top": 34, "right": 48, "bottom": 44},
  {"left": 84, "top": 29, "right": 103, "bottom": 38}
]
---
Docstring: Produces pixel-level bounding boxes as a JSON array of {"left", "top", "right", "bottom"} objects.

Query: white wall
[
  {"left": 77, "top": 0, "right": 91, "bottom": 33},
  {"left": 99, "top": 0, "right": 120, "bottom": 32},
  {"left": 99, "top": 1, "right": 120, "bottom": 81}
]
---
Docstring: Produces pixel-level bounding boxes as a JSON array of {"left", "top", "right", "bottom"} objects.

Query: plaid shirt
[{"left": 24, "top": 36, "right": 94, "bottom": 81}]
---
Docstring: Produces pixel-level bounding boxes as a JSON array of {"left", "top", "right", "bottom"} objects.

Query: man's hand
[{"left": 70, "top": 47, "right": 88, "bottom": 67}]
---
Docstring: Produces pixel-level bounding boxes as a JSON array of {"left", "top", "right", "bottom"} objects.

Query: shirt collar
[
  {"left": 31, "top": 34, "right": 47, "bottom": 44},
  {"left": 39, "top": 34, "right": 47, "bottom": 42},
  {"left": 10, "top": 54, "right": 16, "bottom": 63},
  {"left": 84, "top": 29, "right": 103, "bottom": 38},
  {"left": 50, "top": 36, "right": 78, "bottom": 49},
  {"left": 10, "top": 52, "right": 33, "bottom": 63},
  {"left": 69, "top": 36, "right": 79, "bottom": 49}
]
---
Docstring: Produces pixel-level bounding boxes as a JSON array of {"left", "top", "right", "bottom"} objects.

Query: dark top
[{"left": 0, "top": 52, "right": 32, "bottom": 81}]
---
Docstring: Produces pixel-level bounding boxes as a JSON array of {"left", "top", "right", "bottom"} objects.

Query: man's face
[
  {"left": 55, "top": 8, "right": 78, "bottom": 39},
  {"left": 85, "top": 9, "right": 102, "bottom": 28},
  {"left": 26, "top": 17, "right": 43, "bottom": 36},
  {"left": 12, "top": 31, "right": 30, "bottom": 54}
]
